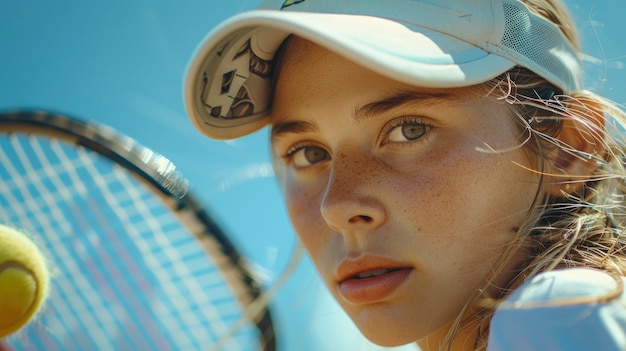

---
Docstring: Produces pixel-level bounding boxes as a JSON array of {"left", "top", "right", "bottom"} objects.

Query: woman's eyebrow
[
  {"left": 354, "top": 90, "right": 456, "bottom": 122},
  {"left": 271, "top": 119, "right": 319, "bottom": 141}
]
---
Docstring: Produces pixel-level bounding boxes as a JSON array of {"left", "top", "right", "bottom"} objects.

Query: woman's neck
[{"left": 418, "top": 318, "right": 482, "bottom": 351}]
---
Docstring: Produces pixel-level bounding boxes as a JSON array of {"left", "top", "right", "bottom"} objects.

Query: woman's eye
[
  {"left": 288, "top": 145, "right": 330, "bottom": 168},
  {"left": 387, "top": 121, "right": 430, "bottom": 143}
]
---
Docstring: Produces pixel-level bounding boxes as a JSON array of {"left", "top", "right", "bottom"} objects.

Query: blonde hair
[{"left": 443, "top": 0, "right": 626, "bottom": 349}]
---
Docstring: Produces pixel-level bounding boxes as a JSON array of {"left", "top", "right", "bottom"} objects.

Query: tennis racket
[{"left": 0, "top": 110, "right": 275, "bottom": 351}]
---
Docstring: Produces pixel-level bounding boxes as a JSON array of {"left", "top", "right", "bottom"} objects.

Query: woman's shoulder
[
  {"left": 502, "top": 267, "right": 625, "bottom": 305},
  {"left": 487, "top": 268, "right": 626, "bottom": 351}
]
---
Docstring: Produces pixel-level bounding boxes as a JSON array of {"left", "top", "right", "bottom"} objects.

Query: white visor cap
[{"left": 185, "top": 0, "right": 582, "bottom": 140}]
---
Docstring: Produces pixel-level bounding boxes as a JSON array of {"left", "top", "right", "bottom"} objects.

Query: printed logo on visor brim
[{"left": 281, "top": 0, "right": 306, "bottom": 10}]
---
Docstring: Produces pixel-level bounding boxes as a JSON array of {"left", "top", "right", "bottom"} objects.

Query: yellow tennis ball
[{"left": 0, "top": 225, "right": 49, "bottom": 338}]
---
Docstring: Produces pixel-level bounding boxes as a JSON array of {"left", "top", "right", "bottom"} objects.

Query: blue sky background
[{"left": 0, "top": 1, "right": 624, "bottom": 350}]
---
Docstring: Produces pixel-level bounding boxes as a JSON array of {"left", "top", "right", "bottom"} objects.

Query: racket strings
[
  {"left": 0, "top": 132, "right": 262, "bottom": 350},
  {"left": 1, "top": 135, "right": 124, "bottom": 350}
]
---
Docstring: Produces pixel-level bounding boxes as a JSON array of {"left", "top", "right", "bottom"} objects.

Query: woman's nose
[{"left": 319, "top": 153, "right": 386, "bottom": 233}]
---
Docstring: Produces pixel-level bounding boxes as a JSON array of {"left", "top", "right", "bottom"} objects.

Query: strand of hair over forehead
[{"left": 481, "top": 74, "right": 623, "bottom": 175}]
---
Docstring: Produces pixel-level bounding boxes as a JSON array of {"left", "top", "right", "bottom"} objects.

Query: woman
[{"left": 184, "top": 0, "right": 626, "bottom": 349}]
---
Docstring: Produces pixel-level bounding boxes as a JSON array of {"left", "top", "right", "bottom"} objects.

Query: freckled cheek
[
  {"left": 391, "top": 175, "right": 511, "bottom": 279},
  {"left": 391, "top": 152, "right": 525, "bottom": 245},
  {"left": 382, "top": 163, "right": 460, "bottom": 234},
  {"left": 384, "top": 173, "right": 500, "bottom": 276},
  {"left": 282, "top": 181, "right": 329, "bottom": 257}
]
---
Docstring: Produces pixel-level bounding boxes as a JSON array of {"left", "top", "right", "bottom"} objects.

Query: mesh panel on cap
[{"left": 495, "top": 1, "right": 580, "bottom": 91}]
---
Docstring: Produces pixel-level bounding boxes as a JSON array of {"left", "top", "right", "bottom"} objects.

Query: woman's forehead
[
  {"left": 275, "top": 35, "right": 484, "bottom": 95},
  {"left": 266, "top": 35, "right": 516, "bottom": 143}
]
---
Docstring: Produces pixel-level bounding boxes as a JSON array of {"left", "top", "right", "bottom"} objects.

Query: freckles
[
  {"left": 283, "top": 178, "right": 320, "bottom": 223},
  {"left": 286, "top": 188, "right": 318, "bottom": 224},
  {"left": 286, "top": 188, "right": 325, "bottom": 252},
  {"left": 391, "top": 173, "right": 461, "bottom": 243}
]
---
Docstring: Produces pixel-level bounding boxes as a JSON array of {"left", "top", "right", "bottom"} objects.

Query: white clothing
[{"left": 488, "top": 268, "right": 626, "bottom": 350}]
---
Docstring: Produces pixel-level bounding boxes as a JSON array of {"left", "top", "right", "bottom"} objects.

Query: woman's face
[{"left": 270, "top": 38, "right": 540, "bottom": 347}]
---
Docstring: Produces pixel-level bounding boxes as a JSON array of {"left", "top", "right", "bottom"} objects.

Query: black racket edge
[
  {"left": 0, "top": 109, "right": 277, "bottom": 351},
  {"left": 0, "top": 110, "right": 187, "bottom": 199}
]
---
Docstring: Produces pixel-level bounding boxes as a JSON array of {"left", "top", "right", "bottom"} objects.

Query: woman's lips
[{"left": 336, "top": 255, "right": 413, "bottom": 304}]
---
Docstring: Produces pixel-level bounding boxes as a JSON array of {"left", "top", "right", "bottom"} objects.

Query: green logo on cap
[{"left": 281, "top": 0, "right": 305, "bottom": 9}]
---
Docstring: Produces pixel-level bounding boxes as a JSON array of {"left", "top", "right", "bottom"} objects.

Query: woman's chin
[{"left": 347, "top": 311, "right": 424, "bottom": 347}]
